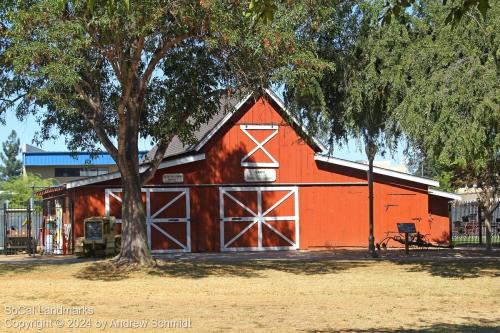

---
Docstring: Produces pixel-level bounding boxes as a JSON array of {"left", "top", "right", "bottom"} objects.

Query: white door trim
[
  {"left": 105, "top": 187, "right": 191, "bottom": 253},
  {"left": 220, "top": 186, "right": 299, "bottom": 252}
]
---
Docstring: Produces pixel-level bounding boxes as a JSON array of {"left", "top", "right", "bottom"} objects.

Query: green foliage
[
  {"left": 0, "top": 0, "right": 332, "bottom": 152},
  {"left": 0, "top": 174, "right": 55, "bottom": 206},
  {"left": 244, "top": 0, "right": 493, "bottom": 28},
  {"left": 244, "top": 0, "right": 277, "bottom": 25},
  {"left": 0, "top": 130, "right": 22, "bottom": 180},
  {"left": 285, "top": 1, "right": 406, "bottom": 157},
  {"left": 396, "top": 1, "right": 499, "bottom": 194}
]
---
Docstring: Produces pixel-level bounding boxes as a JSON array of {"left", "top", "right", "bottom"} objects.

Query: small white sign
[
  {"left": 162, "top": 173, "right": 184, "bottom": 184},
  {"left": 244, "top": 169, "right": 276, "bottom": 182}
]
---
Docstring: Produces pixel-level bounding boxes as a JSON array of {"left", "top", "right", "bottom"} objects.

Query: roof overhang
[
  {"left": 194, "top": 89, "right": 327, "bottom": 153},
  {"left": 66, "top": 153, "right": 205, "bottom": 189},
  {"left": 428, "top": 189, "right": 462, "bottom": 201},
  {"left": 314, "top": 155, "right": 440, "bottom": 187}
]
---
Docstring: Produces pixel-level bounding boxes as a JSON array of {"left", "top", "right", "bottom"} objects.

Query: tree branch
[
  {"left": 74, "top": 83, "right": 119, "bottom": 161},
  {"left": 140, "top": 133, "right": 175, "bottom": 185},
  {"left": 139, "top": 32, "right": 195, "bottom": 94}
]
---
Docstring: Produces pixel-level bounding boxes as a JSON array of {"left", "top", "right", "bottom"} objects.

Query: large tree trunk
[
  {"left": 114, "top": 172, "right": 154, "bottom": 266},
  {"left": 484, "top": 209, "right": 493, "bottom": 252},
  {"left": 365, "top": 141, "right": 377, "bottom": 258},
  {"left": 477, "top": 187, "right": 497, "bottom": 252},
  {"left": 113, "top": 99, "right": 155, "bottom": 266}
]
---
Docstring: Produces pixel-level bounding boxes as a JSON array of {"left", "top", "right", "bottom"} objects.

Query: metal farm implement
[{"left": 376, "top": 223, "right": 445, "bottom": 254}]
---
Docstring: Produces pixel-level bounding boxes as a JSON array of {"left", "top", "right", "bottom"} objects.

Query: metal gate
[
  {"left": 451, "top": 201, "right": 500, "bottom": 246},
  {"left": 1, "top": 201, "right": 43, "bottom": 255}
]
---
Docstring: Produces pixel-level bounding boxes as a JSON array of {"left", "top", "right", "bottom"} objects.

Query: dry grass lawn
[{"left": 0, "top": 257, "right": 499, "bottom": 332}]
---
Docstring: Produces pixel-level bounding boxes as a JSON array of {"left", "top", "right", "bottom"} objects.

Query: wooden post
[
  {"left": 448, "top": 202, "right": 453, "bottom": 248},
  {"left": 405, "top": 232, "right": 409, "bottom": 255}
]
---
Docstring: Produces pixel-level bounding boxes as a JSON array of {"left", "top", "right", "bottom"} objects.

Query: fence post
[
  {"left": 3, "top": 201, "right": 8, "bottom": 255},
  {"left": 477, "top": 204, "right": 482, "bottom": 245},
  {"left": 27, "top": 199, "right": 33, "bottom": 256}
]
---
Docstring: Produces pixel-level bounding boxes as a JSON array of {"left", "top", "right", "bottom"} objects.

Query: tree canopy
[
  {"left": 0, "top": 130, "right": 22, "bottom": 180},
  {"left": 395, "top": 1, "right": 499, "bottom": 249},
  {"left": 0, "top": 174, "right": 55, "bottom": 206},
  {"left": 0, "top": 0, "right": 336, "bottom": 264}
]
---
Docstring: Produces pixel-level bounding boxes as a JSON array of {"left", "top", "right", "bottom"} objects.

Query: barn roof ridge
[{"left": 143, "top": 89, "right": 326, "bottom": 163}]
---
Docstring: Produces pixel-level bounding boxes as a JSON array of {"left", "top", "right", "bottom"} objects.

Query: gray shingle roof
[{"left": 143, "top": 97, "right": 239, "bottom": 162}]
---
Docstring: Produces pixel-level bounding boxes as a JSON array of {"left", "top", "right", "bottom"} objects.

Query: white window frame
[{"left": 240, "top": 124, "right": 279, "bottom": 168}]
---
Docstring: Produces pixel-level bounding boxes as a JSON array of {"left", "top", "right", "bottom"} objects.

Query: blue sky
[{"left": 0, "top": 95, "right": 408, "bottom": 166}]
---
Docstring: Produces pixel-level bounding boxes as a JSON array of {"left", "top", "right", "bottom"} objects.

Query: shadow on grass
[
  {"left": 148, "top": 259, "right": 369, "bottom": 279},
  {"left": 307, "top": 319, "right": 499, "bottom": 332},
  {"left": 0, "top": 264, "right": 40, "bottom": 276},
  {"left": 392, "top": 259, "right": 500, "bottom": 279},
  {"left": 0, "top": 259, "right": 87, "bottom": 276},
  {"left": 74, "top": 259, "right": 368, "bottom": 281},
  {"left": 74, "top": 260, "right": 133, "bottom": 281}
]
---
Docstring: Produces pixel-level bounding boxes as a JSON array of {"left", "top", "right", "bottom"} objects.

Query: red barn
[{"left": 40, "top": 90, "right": 460, "bottom": 253}]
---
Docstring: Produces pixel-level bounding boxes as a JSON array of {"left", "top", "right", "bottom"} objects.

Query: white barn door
[
  {"left": 220, "top": 187, "right": 299, "bottom": 251},
  {"left": 105, "top": 188, "right": 191, "bottom": 253}
]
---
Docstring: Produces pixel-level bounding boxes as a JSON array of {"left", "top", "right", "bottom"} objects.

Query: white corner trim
[
  {"left": 66, "top": 153, "right": 205, "bottom": 189},
  {"left": 314, "top": 155, "right": 440, "bottom": 187},
  {"left": 428, "top": 189, "right": 462, "bottom": 201}
]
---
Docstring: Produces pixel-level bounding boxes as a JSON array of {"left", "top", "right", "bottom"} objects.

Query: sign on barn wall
[
  {"left": 244, "top": 169, "right": 276, "bottom": 182},
  {"left": 397, "top": 223, "right": 416, "bottom": 233},
  {"left": 162, "top": 173, "right": 184, "bottom": 184}
]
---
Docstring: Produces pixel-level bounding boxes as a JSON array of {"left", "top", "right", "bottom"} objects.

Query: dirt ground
[{"left": 0, "top": 249, "right": 499, "bottom": 333}]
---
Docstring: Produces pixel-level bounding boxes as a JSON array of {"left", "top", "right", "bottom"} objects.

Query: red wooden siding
[
  {"left": 428, "top": 195, "right": 451, "bottom": 245},
  {"left": 61, "top": 96, "right": 450, "bottom": 252}
]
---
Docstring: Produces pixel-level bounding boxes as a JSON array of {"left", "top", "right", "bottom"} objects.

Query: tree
[
  {"left": 0, "top": 130, "right": 22, "bottom": 180},
  {"left": 397, "top": 2, "right": 499, "bottom": 250},
  {"left": 285, "top": 1, "right": 408, "bottom": 257},
  {"left": 0, "top": 0, "right": 333, "bottom": 265},
  {"left": 246, "top": 0, "right": 493, "bottom": 27},
  {"left": 0, "top": 174, "right": 54, "bottom": 206}
]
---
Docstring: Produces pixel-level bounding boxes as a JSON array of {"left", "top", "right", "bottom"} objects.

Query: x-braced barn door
[
  {"left": 220, "top": 187, "right": 299, "bottom": 251},
  {"left": 105, "top": 188, "right": 191, "bottom": 253}
]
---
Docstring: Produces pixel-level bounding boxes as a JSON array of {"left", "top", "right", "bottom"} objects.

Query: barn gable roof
[
  {"left": 143, "top": 89, "right": 326, "bottom": 162},
  {"left": 314, "top": 155, "right": 440, "bottom": 187},
  {"left": 65, "top": 154, "right": 205, "bottom": 189},
  {"left": 61, "top": 90, "right": 442, "bottom": 191},
  {"left": 192, "top": 89, "right": 326, "bottom": 153}
]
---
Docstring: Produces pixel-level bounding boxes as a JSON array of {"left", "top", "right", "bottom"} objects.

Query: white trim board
[
  {"left": 194, "top": 90, "right": 326, "bottom": 153},
  {"left": 66, "top": 153, "right": 205, "bottom": 189},
  {"left": 220, "top": 186, "right": 299, "bottom": 252},
  {"left": 314, "top": 155, "right": 439, "bottom": 187},
  {"left": 264, "top": 89, "right": 326, "bottom": 153},
  {"left": 194, "top": 93, "right": 253, "bottom": 151},
  {"left": 105, "top": 187, "right": 191, "bottom": 253},
  {"left": 428, "top": 189, "right": 462, "bottom": 201}
]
